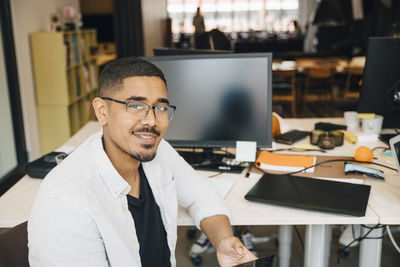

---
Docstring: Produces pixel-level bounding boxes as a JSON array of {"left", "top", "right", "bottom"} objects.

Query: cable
[
  {"left": 212, "top": 148, "right": 235, "bottom": 157},
  {"left": 268, "top": 148, "right": 327, "bottom": 153},
  {"left": 372, "top": 146, "right": 390, "bottom": 152},
  {"left": 207, "top": 162, "right": 248, "bottom": 178},
  {"left": 361, "top": 224, "right": 385, "bottom": 232},
  {"left": 386, "top": 225, "right": 400, "bottom": 253},
  {"left": 253, "top": 158, "right": 397, "bottom": 176},
  {"left": 293, "top": 225, "right": 304, "bottom": 251},
  {"left": 208, "top": 171, "right": 224, "bottom": 178},
  {"left": 337, "top": 224, "right": 384, "bottom": 267},
  {"left": 337, "top": 224, "right": 385, "bottom": 267}
]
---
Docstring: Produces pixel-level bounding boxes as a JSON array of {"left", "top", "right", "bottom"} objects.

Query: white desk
[
  {"left": 280, "top": 118, "right": 400, "bottom": 267},
  {"left": 1, "top": 119, "right": 398, "bottom": 267},
  {"left": 0, "top": 122, "right": 101, "bottom": 228}
]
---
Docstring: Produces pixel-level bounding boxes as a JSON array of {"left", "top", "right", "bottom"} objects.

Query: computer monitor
[
  {"left": 146, "top": 53, "right": 272, "bottom": 169},
  {"left": 358, "top": 37, "right": 400, "bottom": 129}
]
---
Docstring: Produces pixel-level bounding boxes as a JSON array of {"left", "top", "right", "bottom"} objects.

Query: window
[
  {"left": 167, "top": 0, "right": 299, "bottom": 34},
  {"left": 0, "top": 26, "right": 17, "bottom": 178},
  {"left": 0, "top": 0, "right": 28, "bottom": 196}
]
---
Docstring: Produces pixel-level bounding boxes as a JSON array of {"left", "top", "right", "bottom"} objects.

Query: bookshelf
[{"left": 31, "top": 29, "right": 99, "bottom": 154}]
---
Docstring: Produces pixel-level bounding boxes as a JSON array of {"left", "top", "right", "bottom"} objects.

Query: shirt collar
[{"left": 90, "top": 130, "right": 130, "bottom": 197}]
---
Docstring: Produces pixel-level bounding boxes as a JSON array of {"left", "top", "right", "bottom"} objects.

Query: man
[
  {"left": 193, "top": 6, "right": 206, "bottom": 49},
  {"left": 28, "top": 57, "right": 256, "bottom": 266},
  {"left": 192, "top": 6, "right": 205, "bottom": 34}
]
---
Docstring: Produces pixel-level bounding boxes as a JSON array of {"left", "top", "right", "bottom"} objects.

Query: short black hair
[{"left": 99, "top": 57, "right": 166, "bottom": 96}]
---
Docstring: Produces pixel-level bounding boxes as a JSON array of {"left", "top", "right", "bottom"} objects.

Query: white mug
[
  {"left": 344, "top": 111, "right": 359, "bottom": 130},
  {"left": 362, "top": 115, "right": 383, "bottom": 134}
]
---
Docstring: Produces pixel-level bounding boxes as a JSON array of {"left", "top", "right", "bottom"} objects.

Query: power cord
[
  {"left": 372, "top": 146, "right": 390, "bottom": 152},
  {"left": 213, "top": 148, "right": 236, "bottom": 157},
  {"left": 252, "top": 158, "right": 398, "bottom": 176},
  {"left": 292, "top": 159, "right": 397, "bottom": 175},
  {"left": 208, "top": 162, "right": 249, "bottom": 178},
  {"left": 268, "top": 148, "right": 327, "bottom": 153},
  {"left": 293, "top": 225, "right": 304, "bottom": 251},
  {"left": 208, "top": 172, "right": 224, "bottom": 178},
  {"left": 337, "top": 224, "right": 385, "bottom": 267}
]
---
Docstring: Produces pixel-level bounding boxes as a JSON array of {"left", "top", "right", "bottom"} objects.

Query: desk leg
[
  {"left": 278, "top": 225, "right": 293, "bottom": 267},
  {"left": 358, "top": 225, "right": 383, "bottom": 267},
  {"left": 324, "top": 226, "right": 332, "bottom": 267},
  {"left": 304, "top": 224, "right": 331, "bottom": 267}
]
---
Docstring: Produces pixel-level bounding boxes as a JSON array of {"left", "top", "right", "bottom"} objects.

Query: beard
[
  {"left": 103, "top": 124, "right": 162, "bottom": 163},
  {"left": 127, "top": 126, "right": 161, "bottom": 162},
  {"left": 128, "top": 143, "right": 157, "bottom": 162}
]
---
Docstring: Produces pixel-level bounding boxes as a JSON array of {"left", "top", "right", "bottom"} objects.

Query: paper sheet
[{"left": 210, "top": 179, "right": 235, "bottom": 199}]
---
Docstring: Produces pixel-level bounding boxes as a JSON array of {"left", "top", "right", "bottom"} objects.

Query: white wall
[
  {"left": 141, "top": 0, "right": 168, "bottom": 56},
  {"left": 10, "top": 0, "right": 80, "bottom": 160}
]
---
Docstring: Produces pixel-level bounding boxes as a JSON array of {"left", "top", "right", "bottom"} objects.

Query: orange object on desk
[
  {"left": 272, "top": 114, "right": 281, "bottom": 138},
  {"left": 354, "top": 146, "right": 374, "bottom": 163},
  {"left": 255, "top": 151, "right": 316, "bottom": 171}
]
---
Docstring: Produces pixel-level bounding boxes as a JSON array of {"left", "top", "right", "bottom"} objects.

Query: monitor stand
[{"left": 177, "top": 148, "right": 245, "bottom": 173}]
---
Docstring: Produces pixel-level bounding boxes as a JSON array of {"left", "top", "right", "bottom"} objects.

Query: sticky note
[
  {"left": 358, "top": 113, "right": 375, "bottom": 119},
  {"left": 235, "top": 141, "right": 257, "bottom": 162}
]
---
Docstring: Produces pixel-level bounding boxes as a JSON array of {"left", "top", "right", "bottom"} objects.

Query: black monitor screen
[
  {"left": 146, "top": 53, "right": 272, "bottom": 148},
  {"left": 358, "top": 37, "right": 400, "bottom": 128}
]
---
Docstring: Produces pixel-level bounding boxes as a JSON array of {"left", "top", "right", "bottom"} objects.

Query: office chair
[
  {"left": 303, "top": 66, "right": 336, "bottom": 103},
  {"left": 301, "top": 65, "right": 337, "bottom": 116},
  {"left": 0, "top": 221, "right": 29, "bottom": 267}
]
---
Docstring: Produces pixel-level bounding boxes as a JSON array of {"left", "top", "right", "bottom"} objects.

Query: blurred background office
[{"left": 80, "top": 0, "right": 400, "bottom": 118}]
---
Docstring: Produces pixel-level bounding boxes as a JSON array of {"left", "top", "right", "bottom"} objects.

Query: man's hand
[
  {"left": 199, "top": 215, "right": 257, "bottom": 266},
  {"left": 216, "top": 236, "right": 257, "bottom": 267}
]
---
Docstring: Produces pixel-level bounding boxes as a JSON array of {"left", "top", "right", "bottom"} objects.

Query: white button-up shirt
[{"left": 28, "top": 131, "right": 230, "bottom": 267}]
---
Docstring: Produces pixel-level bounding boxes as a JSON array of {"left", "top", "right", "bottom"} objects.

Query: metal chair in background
[{"left": 303, "top": 66, "right": 336, "bottom": 102}]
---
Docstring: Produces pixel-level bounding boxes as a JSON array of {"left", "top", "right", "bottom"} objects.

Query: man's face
[{"left": 99, "top": 76, "right": 169, "bottom": 162}]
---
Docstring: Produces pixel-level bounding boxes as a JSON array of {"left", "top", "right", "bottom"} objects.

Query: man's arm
[
  {"left": 28, "top": 196, "right": 109, "bottom": 267},
  {"left": 158, "top": 140, "right": 256, "bottom": 265},
  {"left": 200, "top": 215, "right": 257, "bottom": 267},
  {"left": 200, "top": 214, "right": 233, "bottom": 248}
]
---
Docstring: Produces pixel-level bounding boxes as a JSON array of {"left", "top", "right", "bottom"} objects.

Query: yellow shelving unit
[{"left": 31, "top": 29, "right": 99, "bottom": 154}]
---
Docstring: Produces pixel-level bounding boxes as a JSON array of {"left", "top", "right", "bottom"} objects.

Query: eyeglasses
[{"left": 100, "top": 97, "right": 176, "bottom": 122}]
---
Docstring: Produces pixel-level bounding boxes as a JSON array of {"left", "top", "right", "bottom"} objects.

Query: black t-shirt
[{"left": 126, "top": 165, "right": 171, "bottom": 267}]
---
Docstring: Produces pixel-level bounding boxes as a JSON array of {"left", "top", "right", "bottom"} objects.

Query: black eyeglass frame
[{"left": 100, "top": 96, "right": 176, "bottom": 122}]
